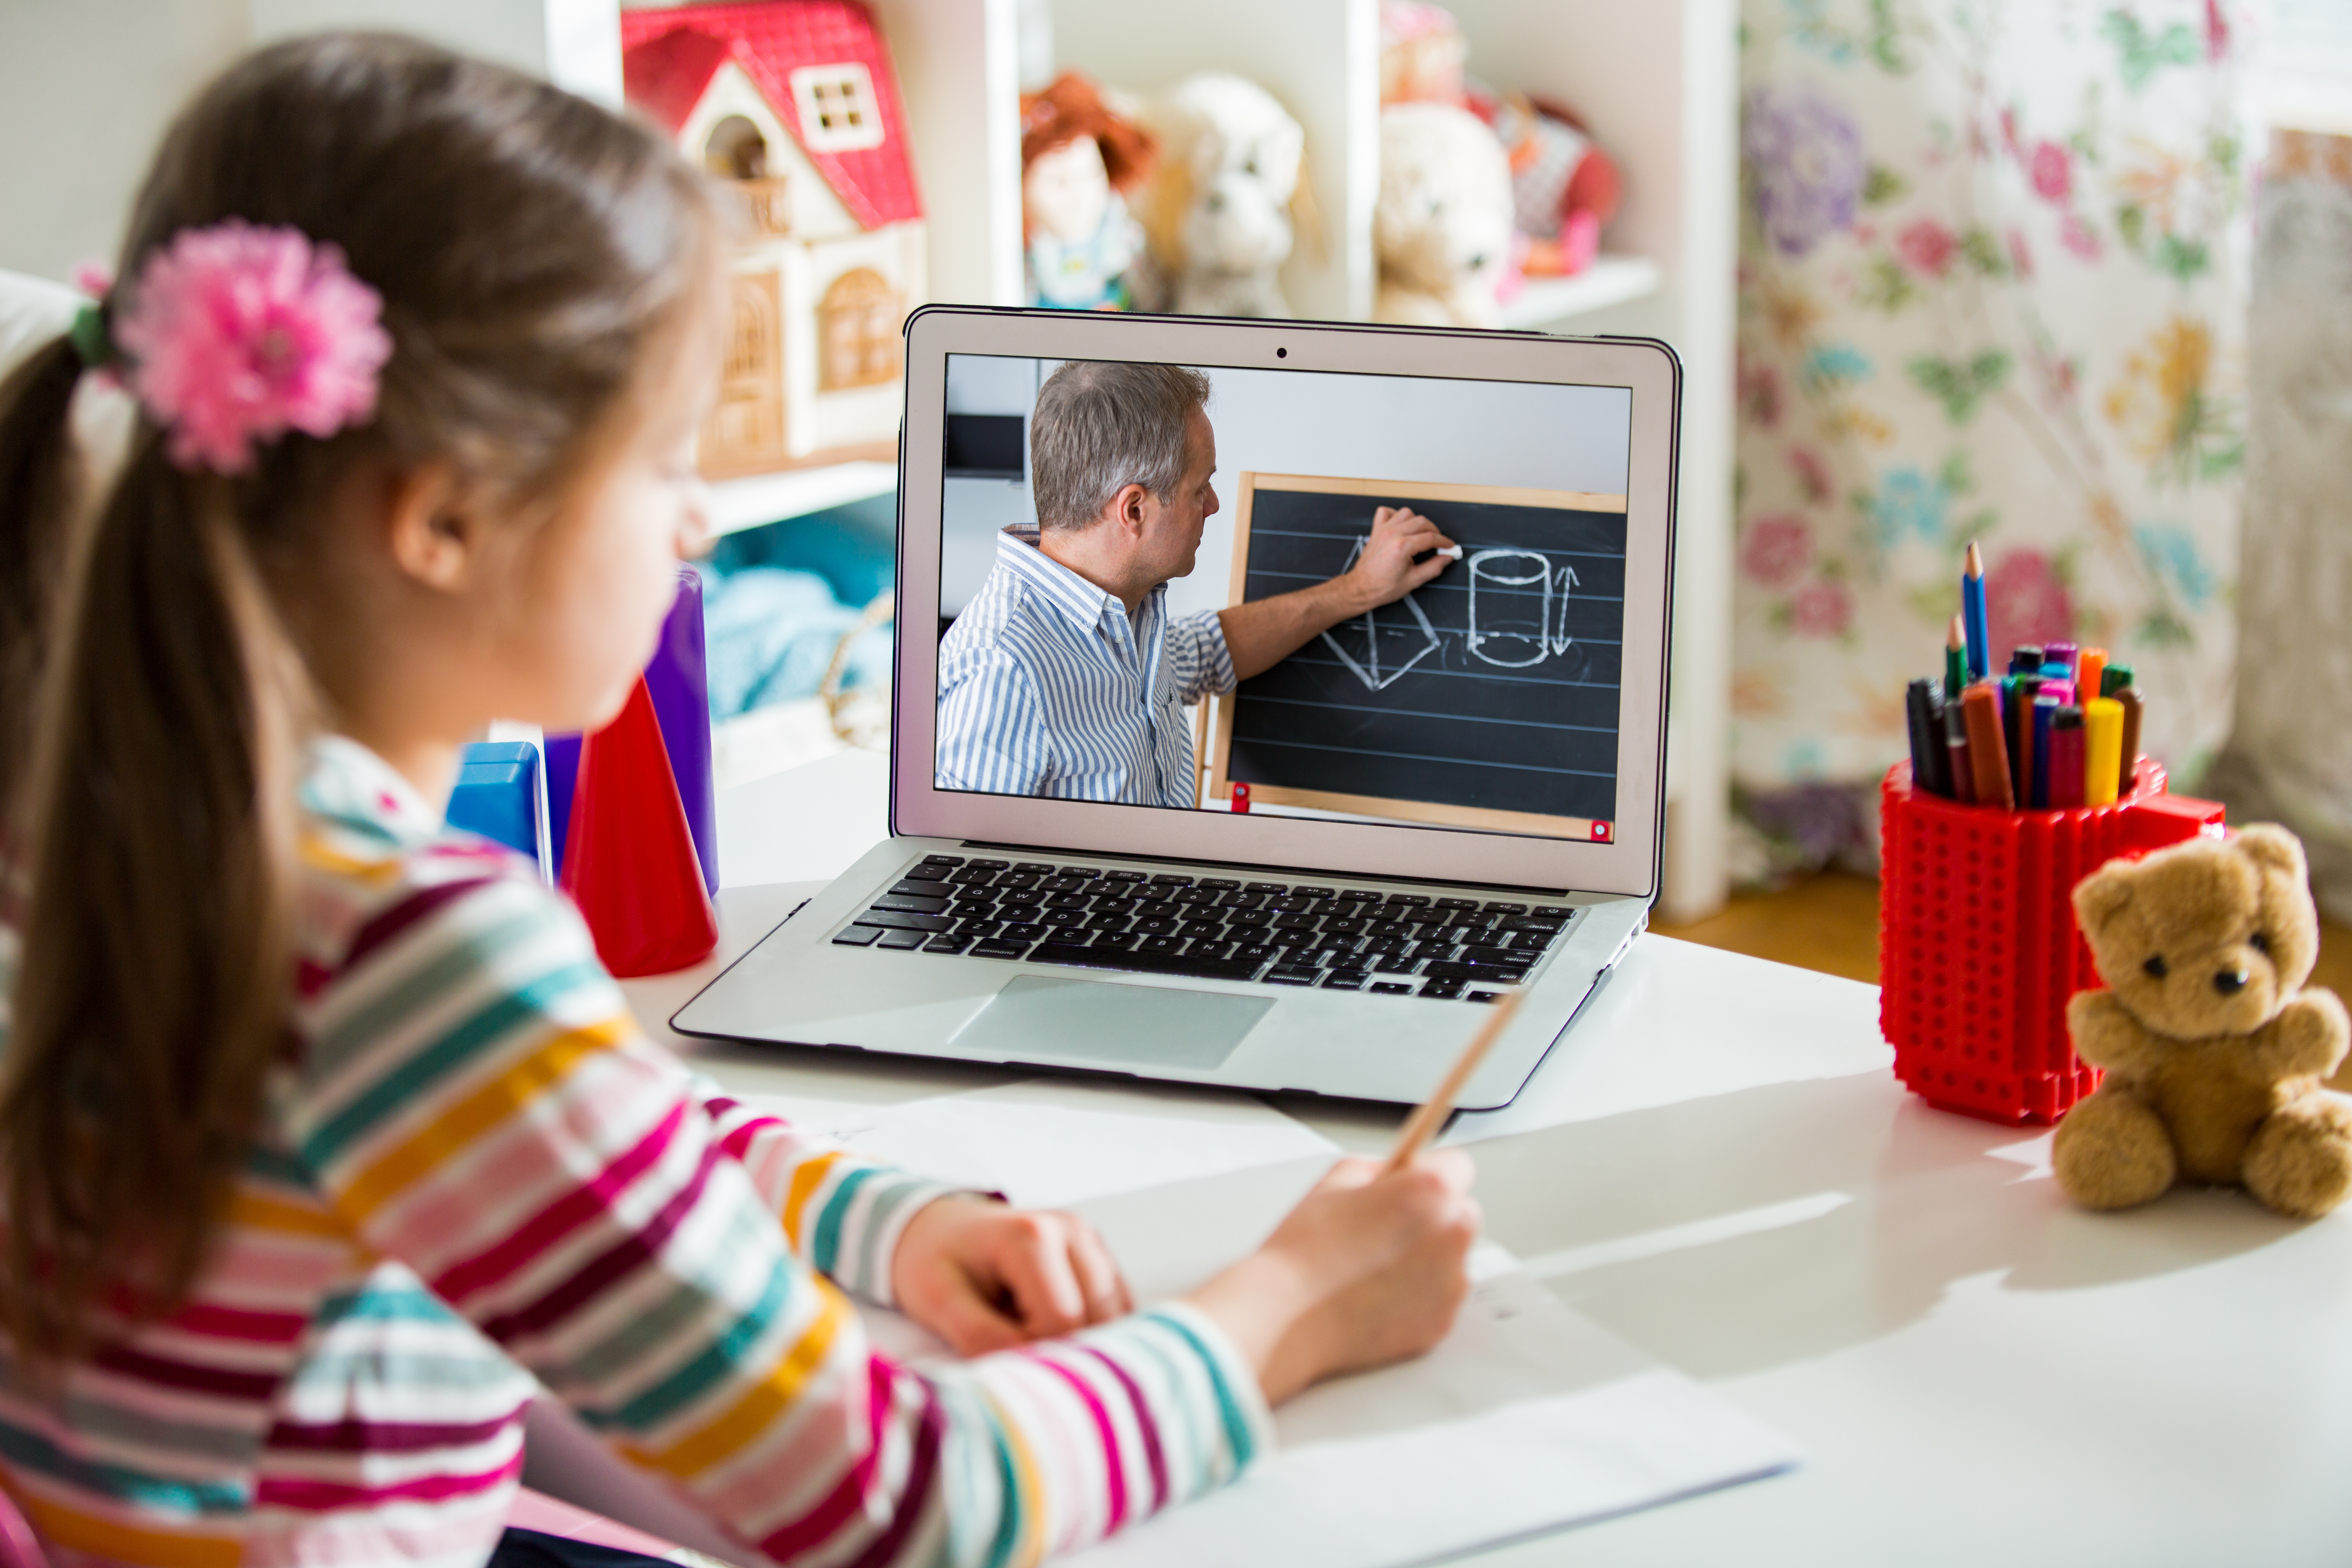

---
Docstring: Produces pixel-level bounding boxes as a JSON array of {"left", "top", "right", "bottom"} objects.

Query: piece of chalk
[{"left": 1436, "top": 545, "right": 1463, "bottom": 560}]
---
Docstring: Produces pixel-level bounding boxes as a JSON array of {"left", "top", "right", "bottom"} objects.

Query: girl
[{"left": 0, "top": 33, "right": 1478, "bottom": 1568}]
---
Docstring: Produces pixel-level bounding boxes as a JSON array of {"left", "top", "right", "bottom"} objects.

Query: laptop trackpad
[{"left": 950, "top": 976, "right": 1272, "bottom": 1071}]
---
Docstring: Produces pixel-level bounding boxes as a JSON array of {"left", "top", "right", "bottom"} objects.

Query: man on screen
[{"left": 936, "top": 361, "right": 1454, "bottom": 806}]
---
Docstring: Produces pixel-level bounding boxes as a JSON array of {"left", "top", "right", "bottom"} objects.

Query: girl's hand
[
  {"left": 891, "top": 1194, "right": 1134, "bottom": 1354},
  {"left": 1183, "top": 1152, "right": 1479, "bottom": 1405}
]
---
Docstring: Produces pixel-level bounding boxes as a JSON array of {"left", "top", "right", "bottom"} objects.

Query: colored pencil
[
  {"left": 2031, "top": 693, "right": 2060, "bottom": 808},
  {"left": 1385, "top": 989, "right": 1525, "bottom": 1174},
  {"left": 2044, "top": 641, "right": 2079, "bottom": 684},
  {"left": 1944, "top": 700, "right": 1976, "bottom": 804},
  {"left": 2116, "top": 686, "right": 2144, "bottom": 796},
  {"left": 1946, "top": 616, "right": 1970, "bottom": 704},
  {"left": 2049, "top": 706, "right": 2086, "bottom": 809},
  {"left": 2010, "top": 645, "right": 2045, "bottom": 675},
  {"left": 1962, "top": 543, "right": 1990, "bottom": 682},
  {"left": 1962, "top": 682, "right": 2014, "bottom": 809},
  {"left": 2100, "top": 662, "right": 2134, "bottom": 699},
  {"left": 2083, "top": 697, "right": 2123, "bottom": 808},
  {"left": 2076, "top": 647, "right": 2107, "bottom": 706}
]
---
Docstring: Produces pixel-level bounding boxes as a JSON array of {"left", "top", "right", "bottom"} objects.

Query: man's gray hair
[{"left": 1029, "top": 361, "right": 1211, "bottom": 531}]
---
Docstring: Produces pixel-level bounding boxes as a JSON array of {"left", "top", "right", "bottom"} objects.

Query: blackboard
[{"left": 1207, "top": 473, "right": 1628, "bottom": 836}]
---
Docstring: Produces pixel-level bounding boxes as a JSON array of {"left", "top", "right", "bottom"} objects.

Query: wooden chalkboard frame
[{"left": 1206, "top": 472, "right": 1630, "bottom": 834}]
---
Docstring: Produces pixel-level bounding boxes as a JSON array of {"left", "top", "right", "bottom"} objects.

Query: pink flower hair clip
[{"left": 111, "top": 220, "right": 393, "bottom": 475}]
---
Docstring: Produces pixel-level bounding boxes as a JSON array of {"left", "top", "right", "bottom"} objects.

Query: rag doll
[{"left": 1021, "top": 71, "right": 1154, "bottom": 311}]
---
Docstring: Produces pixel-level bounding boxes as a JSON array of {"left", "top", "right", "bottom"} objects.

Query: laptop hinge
[{"left": 951, "top": 840, "right": 1580, "bottom": 900}]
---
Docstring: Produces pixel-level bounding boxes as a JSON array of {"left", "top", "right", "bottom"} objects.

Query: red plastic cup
[{"left": 1878, "top": 757, "right": 2223, "bottom": 1125}]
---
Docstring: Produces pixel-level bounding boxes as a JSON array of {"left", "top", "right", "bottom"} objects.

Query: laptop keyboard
[{"left": 829, "top": 854, "right": 1575, "bottom": 1002}]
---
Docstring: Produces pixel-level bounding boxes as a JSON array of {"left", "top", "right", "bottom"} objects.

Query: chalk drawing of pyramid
[{"left": 1318, "top": 536, "right": 1441, "bottom": 692}]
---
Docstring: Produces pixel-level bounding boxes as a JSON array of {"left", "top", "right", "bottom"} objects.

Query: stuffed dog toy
[
  {"left": 1374, "top": 102, "right": 1515, "bottom": 328},
  {"left": 1134, "top": 73, "right": 1308, "bottom": 318}
]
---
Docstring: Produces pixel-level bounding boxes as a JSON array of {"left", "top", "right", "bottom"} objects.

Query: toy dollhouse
[{"left": 621, "top": 1, "right": 926, "bottom": 477}]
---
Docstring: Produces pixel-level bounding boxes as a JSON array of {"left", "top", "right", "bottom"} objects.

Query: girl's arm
[
  {"left": 288, "top": 868, "right": 1267, "bottom": 1566},
  {"left": 688, "top": 1086, "right": 958, "bottom": 1307},
  {"left": 693, "top": 1087, "right": 1135, "bottom": 1348}
]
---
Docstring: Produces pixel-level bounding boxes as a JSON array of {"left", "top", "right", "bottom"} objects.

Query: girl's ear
[{"left": 383, "top": 460, "right": 479, "bottom": 591}]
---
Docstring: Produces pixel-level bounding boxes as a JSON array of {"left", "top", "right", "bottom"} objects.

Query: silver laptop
[{"left": 673, "top": 307, "right": 1677, "bottom": 1111}]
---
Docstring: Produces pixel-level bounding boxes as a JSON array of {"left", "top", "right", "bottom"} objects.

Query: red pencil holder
[{"left": 1878, "top": 758, "right": 2224, "bottom": 1125}]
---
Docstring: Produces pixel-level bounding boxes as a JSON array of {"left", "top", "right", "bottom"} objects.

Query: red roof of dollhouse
[{"left": 621, "top": 0, "right": 922, "bottom": 230}]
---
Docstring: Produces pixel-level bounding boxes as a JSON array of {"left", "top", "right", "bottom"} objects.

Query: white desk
[{"left": 615, "top": 757, "right": 2352, "bottom": 1566}]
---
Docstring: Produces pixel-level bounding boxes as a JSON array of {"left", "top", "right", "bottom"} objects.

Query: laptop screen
[{"left": 931, "top": 354, "right": 1636, "bottom": 846}]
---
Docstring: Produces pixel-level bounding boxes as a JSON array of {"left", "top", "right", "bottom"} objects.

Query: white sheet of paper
[
  {"left": 1056, "top": 1167, "right": 1800, "bottom": 1568},
  {"left": 1062, "top": 1246, "right": 1797, "bottom": 1568},
  {"left": 739, "top": 1076, "right": 1343, "bottom": 1212}
]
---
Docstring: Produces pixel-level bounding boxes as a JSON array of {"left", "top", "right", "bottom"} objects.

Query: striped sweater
[
  {"left": 0, "top": 737, "right": 1270, "bottom": 1568},
  {"left": 934, "top": 530, "right": 1235, "bottom": 808}
]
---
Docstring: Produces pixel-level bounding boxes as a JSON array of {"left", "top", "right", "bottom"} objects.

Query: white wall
[
  {"left": 249, "top": 0, "right": 618, "bottom": 93},
  {"left": 0, "top": 0, "right": 620, "bottom": 285},
  {"left": 1176, "top": 366, "right": 1633, "bottom": 619},
  {"left": 0, "top": 0, "right": 248, "bottom": 282},
  {"left": 933, "top": 353, "right": 1634, "bottom": 619},
  {"left": 945, "top": 353, "right": 1040, "bottom": 415}
]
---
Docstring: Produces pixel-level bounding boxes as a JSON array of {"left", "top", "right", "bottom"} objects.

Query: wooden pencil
[{"left": 1384, "top": 989, "right": 1526, "bottom": 1174}]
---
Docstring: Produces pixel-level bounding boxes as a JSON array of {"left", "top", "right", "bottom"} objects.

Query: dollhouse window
[
  {"left": 818, "top": 267, "right": 902, "bottom": 390},
  {"left": 704, "top": 114, "right": 769, "bottom": 179},
  {"left": 789, "top": 63, "right": 886, "bottom": 152}
]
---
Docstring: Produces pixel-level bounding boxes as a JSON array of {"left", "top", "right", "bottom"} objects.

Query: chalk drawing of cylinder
[{"left": 1466, "top": 549, "right": 1552, "bottom": 667}]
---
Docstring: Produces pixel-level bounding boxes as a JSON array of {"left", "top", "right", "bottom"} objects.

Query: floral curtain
[{"left": 1730, "top": 0, "right": 2255, "bottom": 871}]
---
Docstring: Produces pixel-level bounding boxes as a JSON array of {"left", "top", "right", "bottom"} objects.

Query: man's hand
[
  {"left": 1218, "top": 504, "right": 1459, "bottom": 682},
  {"left": 891, "top": 1194, "right": 1133, "bottom": 1354},
  {"left": 1338, "top": 506, "right": 1458, "bottom": 616}
]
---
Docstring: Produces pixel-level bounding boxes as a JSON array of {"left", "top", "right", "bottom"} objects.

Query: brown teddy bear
[{"left": 2054, "top": 824, "right": 2352, "bottom": 1218}]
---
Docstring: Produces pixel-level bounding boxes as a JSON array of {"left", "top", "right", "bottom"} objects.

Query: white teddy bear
[
  {"left": 1134, "top": 73, "right": 1306, "bottom": 318},
  {"left": 1374, "top": 102, "right": 1514, "bottom": 329}
]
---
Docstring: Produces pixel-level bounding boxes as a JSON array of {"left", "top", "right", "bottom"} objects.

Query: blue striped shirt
[{"left": 936, "top": 528, "right": 1236, "bottom": 807}]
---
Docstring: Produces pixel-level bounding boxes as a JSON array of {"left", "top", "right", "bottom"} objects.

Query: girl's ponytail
[
  {"left": 0, "top": 30, "right": 712, "bottom": 1364},
  {"left": 2, "top": 442, "right": 311, "bottom": 1359},
  {"left": 0, "top": 336, "right": 90, "bottom": 830}
]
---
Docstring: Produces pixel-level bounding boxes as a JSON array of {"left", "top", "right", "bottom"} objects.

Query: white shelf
[
  {"left": 707, "top": 461, "right": 899, "bottom": 539},
  {"left": 1498, "top": 255, "right": 1664, "bottom": 331}
]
